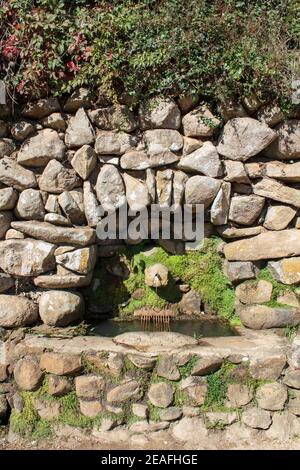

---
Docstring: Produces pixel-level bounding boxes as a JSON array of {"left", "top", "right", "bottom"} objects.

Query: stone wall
[
  {"left": 1, "top": 330, "right": 300, "bottom": 444},
  {"left": 0, "top": 90, "right": 300, "bottom": 329}
]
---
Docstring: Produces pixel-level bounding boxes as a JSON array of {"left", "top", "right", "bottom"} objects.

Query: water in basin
[{"left": 88, "top": 318, "right": 237, "bottom": 338}]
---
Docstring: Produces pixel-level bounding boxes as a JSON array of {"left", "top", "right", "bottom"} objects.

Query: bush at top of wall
[{"left": 0, "top": 0, "right": 298, "bottom": 109}]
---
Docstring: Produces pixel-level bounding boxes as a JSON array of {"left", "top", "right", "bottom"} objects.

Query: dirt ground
[{"left": 1, "top": 426, "right": 300, "bottom": 451}]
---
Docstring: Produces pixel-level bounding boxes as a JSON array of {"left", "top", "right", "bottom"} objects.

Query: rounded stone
[
  {"left": 242, "top": 407, "right": 272, "bottom": 430},
  {"left": 14, "top": 356, "right": 43, "bottom": 391},
  {"left": 256, "top": 382, "right": 288, "bottom": 411},
  {"left": 39, "top": 290, "right": 84, "bottom": 326},
  {"left": 185, "top": 176, "right": 221, "bottom": 208},
  {"left": 148, "top": 382, "right": 174, "bottom": 408},
  {"left": 144, "top": 263, "right": 169, "bottom": 288},
  {"left": 0, "top": 295, "right": 39, "bottom": 328},
  {"left": 15, "top": 189, "right": 45, "bottom": 220}
]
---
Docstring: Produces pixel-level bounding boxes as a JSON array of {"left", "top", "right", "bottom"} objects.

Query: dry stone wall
[
  {"left": 1, "top": 331, "right": 300, "bottom": 443},
  {"left": 0, "top": 90, "right": 300, "bottom": 329}
]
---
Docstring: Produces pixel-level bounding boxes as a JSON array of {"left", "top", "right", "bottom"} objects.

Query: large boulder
[
  {"left": 0, "top": 157, "right": 37, "bottom": 190},
  {"left": 17, "top": 129, "right": 65, "bottom": 167},
  {"left": 39, "top": 290, "right": 84, "bottom": 326},
  {"left": 217, "top": 117, "right": 276, "bottom": 161},
  {"left": 139, "top": 97, "right": 181, "bottom": 130},
  {"left": 185, "top": 176, "right": 221, "bottom": 208},
  {"left": 264, "top": 120, "right": 300, "bottom": 159},
  {"left": 238, "top": 305, "right": 300, "bottom": 329},
  {"left": 0, "top": 295, "right": 38, "bottom": 327},
  {"left": 39, "top": 159, "right": 81, "bottom": 194},
  {"left": 11, "top": 221, "right": 95, "bottom": 246},
  {"left": 89, "top": 105, "right": 137, "bottom": 132},
  {"left": 65, "top": 108, "right": 95, "bottom": 148},
  {"left": 224, "top": 229, "right": 300, "bottom": 261},
  {"left": 95, "top": 164, "right": 126, "bottom": 211},
  {"left": 15, "top": 189, "right": 45, "bottom": 220},
  {"left": 0, "top": 239, "right": 56, "bottom": 276},
  {"left": 178, "top": 141, "right": 222, "bottom": 177},
  {"left": 182, "top": 105, "right": 220, "bottom": 137}
]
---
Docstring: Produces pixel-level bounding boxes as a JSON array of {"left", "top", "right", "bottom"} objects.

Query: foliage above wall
[{"left": 0, "top": 0, "right": 299, "bottom": 107}]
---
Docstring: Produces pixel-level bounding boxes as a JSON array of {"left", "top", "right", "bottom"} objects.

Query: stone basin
[{"left": 8, "top": 327, "right": 287, "bottom": 359}]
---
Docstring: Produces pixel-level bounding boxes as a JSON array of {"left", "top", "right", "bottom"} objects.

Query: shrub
[{"left": 0, "top": 0, "right": 299, "bottom": 107}]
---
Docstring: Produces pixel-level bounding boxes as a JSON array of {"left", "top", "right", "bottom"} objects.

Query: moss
[
  {"left": 258, "top": 268, "right": 298, "bottom": 306},
  {"left": 10, "top": 392, "right": 40, "bottom": 437},
  {"left": 178, "top": 356, "right": 198, "bottom": 379},
  {"left": 10, "top": 384, "right": 106, "bottom": 439},
  {"left": 126, "top": 414, "right": 144, "bottom": 426},
  {"left": 31, "top": 420, "right": 52, "bottom": 439},
  {"left": 285, "top": 325, "right": 300, "bottom": 342},
  {"left": 57, "top": 392, "right": 100, "bottom": 429},
  {"left": 85, "top": 240, "right": 235, "bottom": 320},
  {"left": 229, "top": 316, "right": 242, "bottom": 327},
  {"left": 81, "top": 355, "right": 122, "bottom": 385},
  {"left": 147, "top": 402, "right": 160, "bottom": 422},
  {"left": 173, "top": 385, "right": 189, "bottom": 407},
  {"left": 202, "top": 362, "right": 237, "bottom": 411}
]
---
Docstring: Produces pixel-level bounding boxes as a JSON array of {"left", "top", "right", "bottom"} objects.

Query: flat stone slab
[
  {"left": 113, "top": 332, "right": 198, "bottom": 352},
  {"left": 11, "top": 329, "right": 288, "bottom": 365}
]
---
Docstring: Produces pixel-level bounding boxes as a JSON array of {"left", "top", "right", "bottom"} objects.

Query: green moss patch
[{"left": 84, "top": 239, "right": 235, "bottom": 320}]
